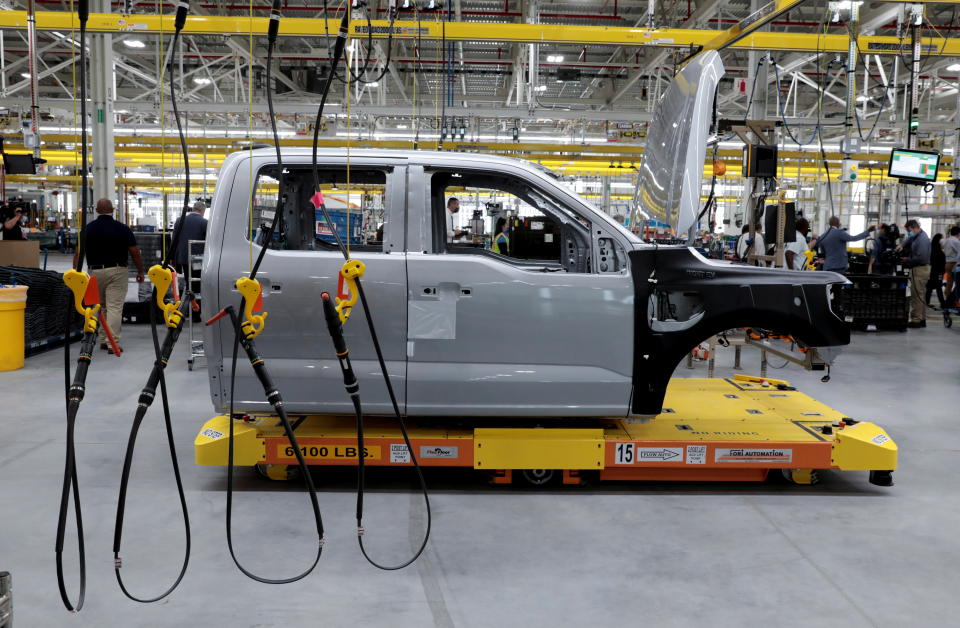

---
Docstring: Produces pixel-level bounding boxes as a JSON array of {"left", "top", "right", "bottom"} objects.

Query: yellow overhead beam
[
  {"left": 0, "top": 12, "right": 958, "bottom": 55},
  {"left": 702, "top": 0, "right": 807, "bottom": 52}
]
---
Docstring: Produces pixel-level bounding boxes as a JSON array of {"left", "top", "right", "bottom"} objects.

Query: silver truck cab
[{"left": 202, "top": 51, "right": 849, "bottom": 419}]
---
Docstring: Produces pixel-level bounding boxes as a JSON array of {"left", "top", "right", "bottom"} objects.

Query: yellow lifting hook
[
  {"left": 62, "top": 269, "right": 101, "bottom": 334},
  {"left": 148, "top": 265, "right": 184, "bottom": 328},
  {"left": 236, "top": 276, "right": 268, "bottom": 339},
  {"left": 335, "top": 259, "right": 366, "bottom": 324}
]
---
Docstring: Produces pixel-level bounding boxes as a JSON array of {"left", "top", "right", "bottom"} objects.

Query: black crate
[
  {"left": 838, "top": 274, "right": 909, "bottom": 330},
  {"left": 0, "top": 265, "right": 81, "bottom": 347}
]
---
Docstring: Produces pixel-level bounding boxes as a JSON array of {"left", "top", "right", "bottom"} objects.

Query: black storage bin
[{"left": 838, "top": 274, "right": 909, "bottom": 331}]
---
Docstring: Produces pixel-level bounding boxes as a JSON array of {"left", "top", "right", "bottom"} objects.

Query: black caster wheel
[
  {"left": 255, "top": 464, "right": 300, "bottom": 481},
  {"left": 520, "top": 469, "right": 555, "bottom": 486}
]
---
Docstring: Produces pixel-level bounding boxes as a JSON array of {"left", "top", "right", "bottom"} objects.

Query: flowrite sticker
[
  {"left": 201, "top": 428, "right": 223, "bottom": 440},
  {"left": 636, "top": 447, "right": 683, "bottom": 463},
  {"left": 390, "top": 443, "right": 411, "bottom": 464},
  {"left": 872, "top": 434, "right": 890, "bottom": 445},
  {"left": 715, "top": 447, "right": 793, "bottom": 464}
]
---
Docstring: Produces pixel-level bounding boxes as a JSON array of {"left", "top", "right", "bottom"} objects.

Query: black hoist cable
[
  {"left": 311, "top": 9, "right": 431, "bottom": 571},
  {"left": 112, "top": 0, "right": 194, "bottom": 603},
  {"left": 55, "top": 0, "right": 90, "bottom": 611},
  {"left": 209, "top": 0, "right": 325, "bottom": 584}
]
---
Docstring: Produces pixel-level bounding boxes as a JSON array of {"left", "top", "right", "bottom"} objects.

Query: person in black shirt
[
  {"left": 926, "top": 233, "right": 946, "bottom": 308},
  {"left": 170, "top": 200, "right": 208, "bottom": 293},
  {"left": 1, "top": 204, "right": 26, "bottom": 240},
  {"left": 74, "top": 198, "right": 145, "bottom": 352}
]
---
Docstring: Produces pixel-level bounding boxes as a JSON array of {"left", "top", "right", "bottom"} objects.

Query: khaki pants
[
  {"left": 909, "top": 264, "right": 931, "bottom": 323},
  {"left": 90, "top": 266, "right": 128, "bottom": 344}
]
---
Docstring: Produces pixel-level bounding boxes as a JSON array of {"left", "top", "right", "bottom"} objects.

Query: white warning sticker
[
  {"left": 686, "top": 445, "right": 707, "bottom": 465},
  {"left": 871, "top": 434, "right": 890, "bottom": 445},
  {"left": 390, "top": 443, "right": 411, "bottom": 464},
  {"left": 201, "top": 428, "right": 223, "bottom": 440},
  {"left": 636, "top": 447, "right": 683, "bottom": 463},
  {"left": 715, "top": 447, "right": 793, "bottom": 464}
]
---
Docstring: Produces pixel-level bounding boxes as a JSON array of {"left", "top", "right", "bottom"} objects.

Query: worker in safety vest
[{"left": 491, "top": 217, "right": 509, "bottom": 255}]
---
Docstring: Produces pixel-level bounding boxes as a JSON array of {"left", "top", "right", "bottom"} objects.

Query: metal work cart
[{"left": 186, "top": 239, "right": 205, "bottom": 371}]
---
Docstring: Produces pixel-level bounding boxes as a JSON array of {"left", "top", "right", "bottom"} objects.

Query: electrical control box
[
  {"left": 742, "top": 144, "right": 778, "bottom": 179},
  {"left": 840, "top": 159, "right": 859, "bottom": 182}
]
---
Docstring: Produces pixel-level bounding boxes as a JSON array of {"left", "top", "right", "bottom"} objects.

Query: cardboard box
[{"left": 0, "top": 240, "right": 40, "bottom": 268}]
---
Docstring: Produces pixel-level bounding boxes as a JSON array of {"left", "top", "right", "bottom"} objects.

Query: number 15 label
[{"left": 615, "top": 442, "right": 635, "bottom": 465}]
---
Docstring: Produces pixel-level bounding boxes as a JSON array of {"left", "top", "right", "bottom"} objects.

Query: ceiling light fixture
[
  {"left": 123, "top": 39, "right": 146, "bottom": 48},
  {"left": 194, "top": 77, "right": 212, "bottom": 85}
]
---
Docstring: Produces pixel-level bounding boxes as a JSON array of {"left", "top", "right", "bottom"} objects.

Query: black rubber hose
[
  {"left": 221, "top": 306, "right": 325, "bottom": 583},
  {"left": 111, "top": 2, "right": 194, "bottom": 602},
  {"left": 56, "top": 0, "right": 90, "bottom": 610},
  {"left": 112, "top": 293, "right": 193, "bottom": 602}
]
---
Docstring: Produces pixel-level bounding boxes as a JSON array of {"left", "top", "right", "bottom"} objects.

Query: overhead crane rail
[{"left": 0, "top": 11, "right": 958, "bottom": 56}]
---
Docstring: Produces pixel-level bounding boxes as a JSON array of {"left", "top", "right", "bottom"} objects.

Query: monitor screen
[
  {"left": 888, "top": 148, "right": 940, "bottom": 183},
  {"left": 1, "top": 153, "right": 35, "bottom": 175}
]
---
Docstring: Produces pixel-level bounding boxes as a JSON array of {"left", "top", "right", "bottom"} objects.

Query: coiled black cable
[
  {"left": 112, "top": 0, "right": 193, "bottom": 603},
  {"left": 217, "top": 0, "right": 325, "bottom": 584},
  {"left": 55, "top": 0, "right": 89, "bottom": 611},
  {"left": 311, "top": 10, "right": 430, "bottom": 571}
]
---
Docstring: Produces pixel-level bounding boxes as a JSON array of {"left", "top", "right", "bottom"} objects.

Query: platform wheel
[
  {"left": 781, "top": 468, "right": 819, "bottom": 485},
  {"left": 255, "top": 463, "right": 299, "bottom": 482},
  {"left": 520, "top": 469, "right": 556, "bottom": 486}
]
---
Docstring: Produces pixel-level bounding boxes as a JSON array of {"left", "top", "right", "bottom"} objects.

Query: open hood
[{"left": 634, "top": 50, "right": 723, "bottom": 236}]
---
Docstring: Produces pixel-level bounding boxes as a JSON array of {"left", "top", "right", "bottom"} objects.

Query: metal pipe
[{"left": 26, "top": 0, "right": 41, "bottom": 160}]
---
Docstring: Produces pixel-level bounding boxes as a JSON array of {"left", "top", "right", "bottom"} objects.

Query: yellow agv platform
[{"left": 195, "top": 375, "right": 897, "bottom": 486}]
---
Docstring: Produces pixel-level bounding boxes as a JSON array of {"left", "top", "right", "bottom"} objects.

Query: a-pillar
[{"left": 90, "top": 0, "right": 116, "bottom": 206}]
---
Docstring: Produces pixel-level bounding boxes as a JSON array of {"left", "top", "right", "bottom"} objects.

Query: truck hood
[{"left": 634, "top": 50, "right": 723, "bottom": 236}]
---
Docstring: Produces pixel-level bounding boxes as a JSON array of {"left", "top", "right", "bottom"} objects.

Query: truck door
[
  {"left": 404, "top": 165, "right": 634, "bottom": 418},
  {"left": 212, "top": 155, "right": 408, "bottom": 415}
]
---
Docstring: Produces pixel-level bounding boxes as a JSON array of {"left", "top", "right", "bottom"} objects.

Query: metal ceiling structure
[{"left": 1, "top": 0, "right": 959, "bottom": 227}]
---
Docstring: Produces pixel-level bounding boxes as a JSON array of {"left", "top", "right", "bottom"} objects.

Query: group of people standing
[{"left": 734, "top": 215, "right": 960, "bottom": 328}]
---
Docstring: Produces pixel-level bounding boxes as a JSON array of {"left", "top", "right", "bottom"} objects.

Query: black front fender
[{"left": 629, "top": 247, "right": 849, "bottom": 415}]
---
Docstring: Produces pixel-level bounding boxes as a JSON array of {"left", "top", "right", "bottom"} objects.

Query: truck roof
[{"left": 228, "top": 147, "right": 563, "bottom": 179}]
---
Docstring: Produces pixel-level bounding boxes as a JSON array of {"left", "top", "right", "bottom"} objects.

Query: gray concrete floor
[{"left": 1, "top": 267, "right": 956, "bottom": 627}]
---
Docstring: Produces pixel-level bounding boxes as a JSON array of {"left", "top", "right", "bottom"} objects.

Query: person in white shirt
[
  {"left": 445, "top": 197, "right": 465, "bottom": 243},
  {"left": 784, "top": 218, "right": 812, "bottom": 270},
  {"left": 943, "top": 225, "right": 960, "bottom": 305},
  {"left": 736, "top": 224, "right": 765, "bottom": 266}
]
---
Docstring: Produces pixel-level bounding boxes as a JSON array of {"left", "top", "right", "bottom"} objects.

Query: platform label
[
  {"left": 390, "top": 443, "right": 411, "bottom": 464},
  {"left": 201, "top": 428, "right": 223, "bottom": 440},
  {"left": 278, "top": 444, "right": 381, "bottom": 461},
  {"left": 686, "top": 445, "right": 707, "bottom": 465},
  {"left": 636, "top": 447, "right": 683, "bottom": 463},
  {"left": 420, "top": 445, "right": 459, "bottom": 459},
  {"left": 871, "top": 434, "right": 890, "bottom": 445},
  {"left": 714, "top": 447, "right": 793, "bottom": 464},
  {"left": 614, "top": 442, "right": 634, "bottom": 464}
]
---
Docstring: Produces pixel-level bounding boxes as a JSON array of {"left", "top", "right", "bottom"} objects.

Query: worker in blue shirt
[
  {"left": 896, "top": 219, "right": 932, "bottom": 328},
  {"left": 817, "top": 216, "right": 875, "bottom": 273}
]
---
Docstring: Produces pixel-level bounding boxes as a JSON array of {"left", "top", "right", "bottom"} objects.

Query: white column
[{"left": 91, "top": 0, "right": 116, "bottom": 205}]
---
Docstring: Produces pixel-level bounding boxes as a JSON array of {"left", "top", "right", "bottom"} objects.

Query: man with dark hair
[
  {"left": 446, "top": 197, "right": 465, "bottom": 243},
  {"left": 897, "top": 219, "right": 931, "bottom": 328},
  {"left": 0, "top": 203, "right": 26, "bottom": 240},
  {"left": 817, "top": 216, "right": 875, "bottom": 273},
  {"left": 75, "top": 198, "right": 145, "bottom": 352},
  {"left": 785, "top": 217, "right": 812, "bottom": 270},
  {"left": 170, "top": 200, "right": 208, "bottom": 293}
]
